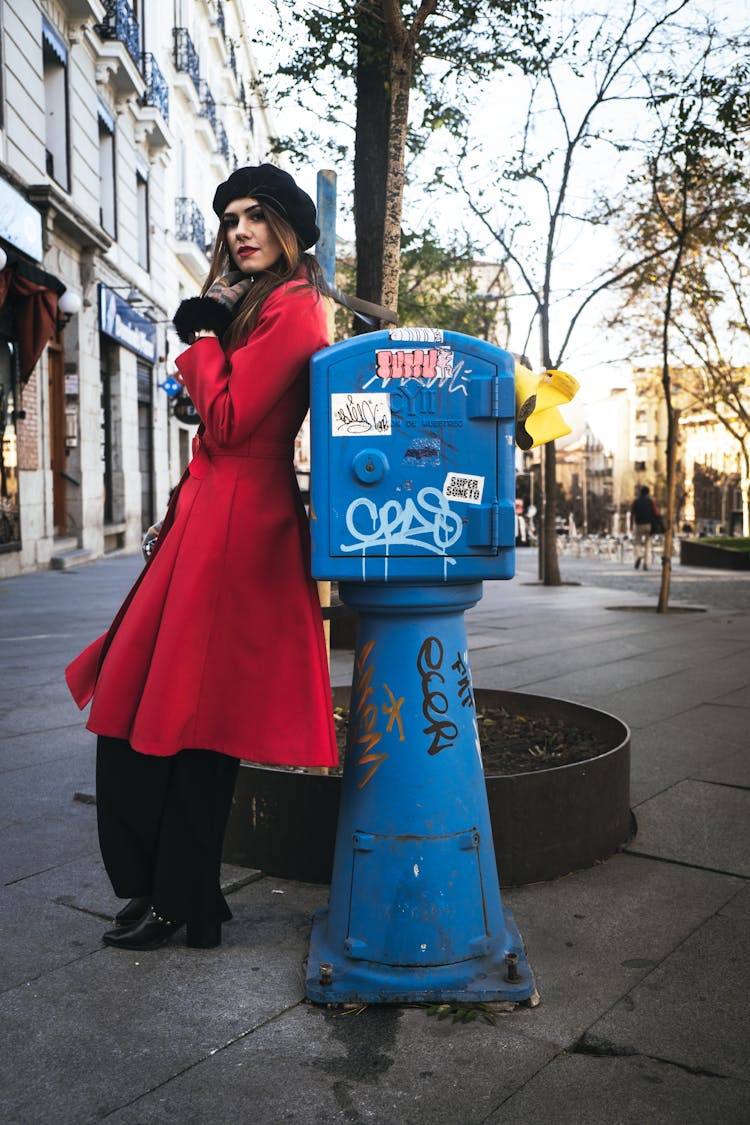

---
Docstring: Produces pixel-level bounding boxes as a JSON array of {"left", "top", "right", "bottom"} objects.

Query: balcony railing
[
  {"left": 176, "top": 197, "right": 206, "bottom": 251},
  {"left": 199, "top": 80, "right": 216, "bottom": 134},
  {"left": 97, "top": 0, "right": 141, "bottom": 66},
  {"left": 173, "top": 27, "right": 200, "bottom": 95},
  {"left": 216, "top": 121, "right": 230, "bottom": 164},
  {"left": 140, "top": 53, "right": 169, "bottom": 122}
]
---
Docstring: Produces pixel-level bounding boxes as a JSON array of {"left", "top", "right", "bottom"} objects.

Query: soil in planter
[{"left": 331, "top": 705, "right": 608, "bottom": 776}]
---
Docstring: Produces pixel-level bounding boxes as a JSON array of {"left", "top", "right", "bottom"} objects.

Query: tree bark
[
  {"left": 538, "top": 300, "right": 561, "bottom": 585},
  {"left": 543, "top": 441, "right": 561, "bottom": 585},
  {"left": 379, "top": 0, "right": 438, "bottom": 323},
  {"left": 657, "top": 404, "right": 679, "bottom": 612},
  {"left": 380, "top": 42, "right": 412, "bottom": 318},
  {"left": 354, "top": 8, "right": 390, "bottom": 331}
]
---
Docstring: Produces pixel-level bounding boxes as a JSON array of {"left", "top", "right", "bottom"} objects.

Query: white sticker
[
  {"left": 388, "top": 326, "right": 444, "bottom": 342},
  {"left": 442, "top": 471, "right": 485, "bottom": 505},
  {"left": 331, "top": 393, "right": 391, "bottom": 437}
]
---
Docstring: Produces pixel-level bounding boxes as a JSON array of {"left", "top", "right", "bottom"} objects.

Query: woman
[{"left": 66, "top": 165, "right": 338, "bottom": 951}]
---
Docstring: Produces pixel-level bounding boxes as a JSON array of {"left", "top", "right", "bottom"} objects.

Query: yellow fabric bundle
[{"left": 515, "top": 364, "right": 580, "bottom": 450}]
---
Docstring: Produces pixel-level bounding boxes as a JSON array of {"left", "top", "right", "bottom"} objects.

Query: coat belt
[{"left": 190, "top": 435, "right": 292, "bottom": 476}]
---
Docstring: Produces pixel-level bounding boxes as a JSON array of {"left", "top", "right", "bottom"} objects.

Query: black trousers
[{"left": 96, "top": 737, "right": 240, "bottom": 924}]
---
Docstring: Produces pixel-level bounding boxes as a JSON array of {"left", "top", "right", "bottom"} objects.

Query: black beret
[{"left": 212, "top": 164, "right": 320, "bottom": 250}]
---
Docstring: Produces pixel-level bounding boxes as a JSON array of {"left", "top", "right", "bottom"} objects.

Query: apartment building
[{"left": 0, "top": 0, "right": 272, "bottom": 576}]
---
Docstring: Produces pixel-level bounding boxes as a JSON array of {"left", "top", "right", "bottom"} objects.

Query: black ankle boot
[
  {"left": 114, "top": 896, "right": 150, "bottom": 926},
  {"left": 103, "top": 908, "right": 184, "bottom": 951},
  {"left": 186, "top": 919, "right": 222, "bottom": 949}
]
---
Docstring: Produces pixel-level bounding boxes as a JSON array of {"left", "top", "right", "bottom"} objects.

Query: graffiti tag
[
  {"left": 352, "top": 639, "right": 388, "bottom": 788},
  {"left": 452, "top": 651, "right": 474, "bottom": 709},
  {"left": 417, "top": 636, "right": 459, "bottom": 756},
  {"left": 340, "top": 487, "right": 462, "bottom": 563},
  {"left": 365, "top": 349, "right": 470, "bottom": 397},
  {"left": 331, "top": 393, "right": 391, "bottom": 436}
]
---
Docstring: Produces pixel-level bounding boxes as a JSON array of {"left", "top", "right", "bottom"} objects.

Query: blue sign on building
[{"left": 98, "top": 284, "right": 157, "bottom": 363}]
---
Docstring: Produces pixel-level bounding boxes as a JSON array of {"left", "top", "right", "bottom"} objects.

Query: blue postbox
[
  {"left": 306, "top": 327, "right": 537, "bottom": 1006},
  {"left": 310, "top": 327, "right": 516, "bottom": 584}
]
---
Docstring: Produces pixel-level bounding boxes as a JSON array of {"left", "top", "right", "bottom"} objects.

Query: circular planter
[{"left": 223, "top": 687, "right": 632, "bottom": 887}]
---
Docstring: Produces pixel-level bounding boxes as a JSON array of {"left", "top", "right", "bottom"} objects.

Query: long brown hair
[{"left": 202, "top": 203, "right": 326, "bottom": 349}]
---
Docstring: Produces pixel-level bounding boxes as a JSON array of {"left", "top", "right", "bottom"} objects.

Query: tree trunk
[
  {"left": 657, "top": 405, "right": 679, "bottom": 612},
  {"left": 354, "top": 9, "right": 390, "bottom": 330},
  {"left": 538, "top": 303, "right": 561, "bottom": 585},
  {"left": 378, "top": 0, "right": 437, "bottom": 323},
  {"left": 380, "top": 42, "right": 412, "bottom": 320},
  {"left": 543, "top": 441, "right": 561, "bottom": 585}
]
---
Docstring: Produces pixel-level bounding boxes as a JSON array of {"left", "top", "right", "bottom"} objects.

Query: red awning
[{"left": 0, "top": 252, "right": 66, "bottom": 382}]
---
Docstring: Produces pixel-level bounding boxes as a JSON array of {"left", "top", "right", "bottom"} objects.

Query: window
[
  {"left": 42, "top": 18, "right": 70, "bottom": 189},
  {"left": 136, "top": 168, "right": 149, "bottom": 270},
  {"left": 98, "top": 101, "right": 116, "bottom": 236}
]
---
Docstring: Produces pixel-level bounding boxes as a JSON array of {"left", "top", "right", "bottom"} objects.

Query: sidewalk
[{"left": 1, "top": 549, "right": 748, "bottom": 1124}]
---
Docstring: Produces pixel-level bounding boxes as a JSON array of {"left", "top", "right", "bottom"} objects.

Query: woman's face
[{"left": 222, "top": 196, "right": 283, "bottom": 274}]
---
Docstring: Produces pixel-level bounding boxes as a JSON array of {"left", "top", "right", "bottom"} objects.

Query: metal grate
[
  {"left": 199, "top": 80, "right": 216, "bottom": 134},
  {"left": 96, "top": 0, "right": 140, "bottom": 67},
  {"left": 140, "top": 53, "right": 169, "bottom": 121},
  {"left": 216, "top": 121, "right": 230, "bottom": 164},
  {"left": 175, "top": 197, "right": 206, "bottom": 251},
  {"left": 173, "top": 27, "right": 200, "bottom": 95}
]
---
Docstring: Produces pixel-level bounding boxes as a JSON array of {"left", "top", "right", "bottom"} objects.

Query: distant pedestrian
[
  {"left": 631, "top": 485, "right": 661, "bottom": 570},
  {"left": 65, "top": 165, "right": 338, "bottom": 952}
]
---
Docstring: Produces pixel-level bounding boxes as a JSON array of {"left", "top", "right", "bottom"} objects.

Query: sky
[{"left": 252, "top": 0, "right": 749, "bottom": 408}]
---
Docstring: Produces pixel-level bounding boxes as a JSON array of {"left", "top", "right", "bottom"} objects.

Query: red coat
[{"left": 66, "top": 279, "right": 338, "bottom": 768}]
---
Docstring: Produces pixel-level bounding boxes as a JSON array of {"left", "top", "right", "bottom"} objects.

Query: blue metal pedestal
[{"left": 305, "top": 581, "right": 536, "bottom": 1005}]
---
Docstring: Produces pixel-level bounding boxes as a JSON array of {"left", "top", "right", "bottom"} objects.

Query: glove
[{"left": 173, "top": 271, "right": 254, "bottom": 344}]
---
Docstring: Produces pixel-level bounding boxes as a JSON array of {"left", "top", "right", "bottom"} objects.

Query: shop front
[
  {"left": 98, "top": 284, "right": 158, "bottom": 549},
  {"left": 0, "top": 175, "right": 66, "bottom": 570}
]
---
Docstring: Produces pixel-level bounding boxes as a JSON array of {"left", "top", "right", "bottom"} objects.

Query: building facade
[
  {"left": 558, "top": 368, "right": 749, "bottom": 538},
  {"left": 0, "top": 0, "right": 272, "bottom": 577}
]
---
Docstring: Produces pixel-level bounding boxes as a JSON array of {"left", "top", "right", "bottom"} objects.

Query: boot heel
[{"left": 186, "top": 920, "right": 222, "bottom": 949}]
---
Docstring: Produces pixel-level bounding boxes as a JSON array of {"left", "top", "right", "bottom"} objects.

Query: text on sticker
[
  {"left": 331, "top": 393, "right": 391, "bottom": 437},
  {"left": 442, "top": 472, "right": 485, "bottom": 505}
]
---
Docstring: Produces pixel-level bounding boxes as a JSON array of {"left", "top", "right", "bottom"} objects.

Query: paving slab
[
  {"left": 692, "top": 744, "right": 750, "bottom": 788},
  {"left": 0, "top": 723, "right": 91, "bottom": 774},
  {"left": 488, "top": 1051, "right": 750, "bottom": 1125},
  {"left": 581, "top": 909, "right": 750, "bottom": 1083},
  {"left": 714, "top": 685, "right": 750, "bottom": 708},
  {"left": 8, "top": 851, "right": 260, "bottom": 920},
  {"left": 0, "top": 748, "right": 95, "bottom": 824},
  {"left": 0, "top": 890, "right": 105, "bottom": 993},
  {"left": 626, "top": 779, "right": 750, "bottom": 876},
  {"left": 0, "top": 804, "right": 100, "bottom": 886},
  {"left": 102, "top": 1002, "right": 557, "bottom": 1125},
  {"left": 0, "top": 879, "right": 328, "bottom": 1125},
  {"left": 718, "top": 883, "right": 750, "bottom": 919},
  {"left": 1, "top": 863, "right": 263, "bottom": 994},
  {"left": 588, "top": 657, "right": 750, "bottom": 730},
  {"left": 498, "top": 853, "right": 740, "bottom": 1049},
  {"left": 628, "top": 702, "right": 750, "bottom": 805}
]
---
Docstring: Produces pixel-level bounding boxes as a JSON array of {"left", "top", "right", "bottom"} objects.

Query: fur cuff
[{"left": 173, "top": 297, "right": 235, "bottom": 344}]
